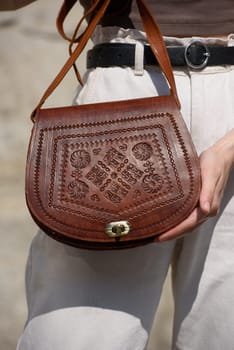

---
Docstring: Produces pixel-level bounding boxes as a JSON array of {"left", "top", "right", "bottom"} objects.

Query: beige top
[
  {"left": 0, "top": 0, "right": 36, "bottom": 10},
  {"left": 131, "top": 0, "right": 234, "bottom": 36},
  {"left": 2, "top": 0, "right": 233, "bottom": 36},
  {"left": 81, "top": 0, "right": 234, "bottom": 36}
]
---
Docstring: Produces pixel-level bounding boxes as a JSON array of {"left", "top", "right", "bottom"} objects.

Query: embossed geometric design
[
  {"left": 105, "top": 181, "right": 128, "bottom": 204},
  {"left": 70, "top": 150, "right": 91, "bottom": 169},
  {"left": 68, "top": 180, "right": 89, "bottom": 200},
  {"left": 142, "top": 173, "right": 163, "bottom": 194},
  {"left": 47, "top": 124, "right": 183, "bottom": 214},
  {"left": 104, "top": 147, "right": 125, "bottom": 169},
  {"left": 86, "top": 165, "right": 108, "bottom": 187},
  {"left": 132, "top": 142, "right": 153, "bottom": 161},
  {"left": 121, "top": 164, "right": 144, "bottom": 185},
  {"left": 119, "top": 144, "right": 128, "bottom": 152},
  {"left": 91, "top": 194, "right": 100, "bottom": 202}
]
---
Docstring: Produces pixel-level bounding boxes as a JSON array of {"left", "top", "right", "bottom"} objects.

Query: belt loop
[
  {"left": 227, "top": 33, "right": 234, "bottom": 47},
  {"left": 134, "top": 41, "right": 144, "bottom": 76}
]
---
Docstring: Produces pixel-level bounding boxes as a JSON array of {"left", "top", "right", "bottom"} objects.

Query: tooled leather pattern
[
  {"left": 56, "top": 133, "right": 176, "bottom": 210},
  {"left": 32, "top": 111, "right": 197, "bottom": 235}
]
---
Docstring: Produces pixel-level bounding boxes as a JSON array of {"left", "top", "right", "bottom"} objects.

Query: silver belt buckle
[{"left": 184, "top": 40, "right": 210, "bottom": 70}]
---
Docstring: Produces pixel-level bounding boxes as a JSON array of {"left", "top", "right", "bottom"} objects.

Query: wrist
[{"left": 212, "top": 128, "right": 234, "bottom": 169}]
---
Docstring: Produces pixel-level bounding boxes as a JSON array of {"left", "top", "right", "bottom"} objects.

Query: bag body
[
  {"left": 25, "top": 0, "right": 201, "bottom": 249},
  {"left": 26, "top": 95, "right": 200, "bottom": 249}
]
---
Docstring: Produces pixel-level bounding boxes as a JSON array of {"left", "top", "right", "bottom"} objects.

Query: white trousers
[{"left": 17, "top": 27, "right": 234, "bottom": 350}]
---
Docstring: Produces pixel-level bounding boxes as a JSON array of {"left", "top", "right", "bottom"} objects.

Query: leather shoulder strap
[
  {"left": 31, "top": 0, "right": 180, "bottom": 121},
  {"left": 136, "top": 0, "right": 180, "bottom": 107},
  {"left": 56, "top": 0, "right": 77, "bottom": 42},
  {"left": 31, "top": 0, "right": 110, "bottom": 120},
  {"left": 56, "top": 0, "right": 99, "bottom": 43}
]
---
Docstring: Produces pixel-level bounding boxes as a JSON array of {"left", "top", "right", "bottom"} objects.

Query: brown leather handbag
[{"left": 25, "top": 0, "right": 201, "bottom": 249}]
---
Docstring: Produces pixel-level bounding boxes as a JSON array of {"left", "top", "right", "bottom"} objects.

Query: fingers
[
  {"left": 156, "top": 150, "right": 216, "bottom": 242},
  {"left": 199, "top": 158, "right": 219, "bottom": 216},
  {"left": 199, "top": 150, "right": 226, "bottom": 217},
  {"left": 157, "top": 139, "right": 233, "bottom": 243},
  {"left": 156, "top": 207, "right": 207, "bottom": 242}
]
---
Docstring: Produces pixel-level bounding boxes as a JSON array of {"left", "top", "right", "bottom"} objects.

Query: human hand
[{"left": 156, "top": 129, "right": 234, "bottom": 242}]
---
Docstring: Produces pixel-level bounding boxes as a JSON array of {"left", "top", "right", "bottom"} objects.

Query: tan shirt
[
  {"left": 0, "top": 0, "right": 36, "bottom": 10},
  {"left": 3, "top": 0, "right": 233, "bottom": 36},
  {"left": 81, "top": 0, "right": 234, "bottom": 36},
  {"left": 131, "top": 0, "right": 234, "bottom": 36}
]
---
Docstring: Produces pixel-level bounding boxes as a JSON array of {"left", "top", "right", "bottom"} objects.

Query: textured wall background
[{"left": 0, "top": 1, "right": 173, "bottom": 348}]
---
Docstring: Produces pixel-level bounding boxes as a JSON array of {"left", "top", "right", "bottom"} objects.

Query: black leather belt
[{"left": 87, "top": 41, "right": 234, "bottom": 70}]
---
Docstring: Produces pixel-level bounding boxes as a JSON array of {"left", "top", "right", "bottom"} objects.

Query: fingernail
[
  {"left": 156, "top": 235, "right": 169, "bottom": 243},
  {"left": 155, "top": 236, "right": 164, "bottom": 243},
  {"left": 203, "top": 201, "right": 210, "bottom": 213}
]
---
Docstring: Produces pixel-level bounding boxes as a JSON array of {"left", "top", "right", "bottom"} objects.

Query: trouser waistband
[{"left": 87, "top": 42, "right": 234, "bottom": 70}]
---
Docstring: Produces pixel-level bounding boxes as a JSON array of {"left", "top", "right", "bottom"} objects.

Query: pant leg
[
  {"left": 172, "top": 62, "right": 234, "bottom": 350},
  {"left": 17, "top": 231, "right": 175, "bottom": 350}
]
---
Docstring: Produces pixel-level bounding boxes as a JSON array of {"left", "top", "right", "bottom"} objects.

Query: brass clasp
[{"left": 105, "top": 221, "right": 131, "bottom": 238}]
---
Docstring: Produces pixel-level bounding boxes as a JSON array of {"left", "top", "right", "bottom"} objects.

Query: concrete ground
[{"left": 0, "top": 1, "right": 173, "bottom": 349}]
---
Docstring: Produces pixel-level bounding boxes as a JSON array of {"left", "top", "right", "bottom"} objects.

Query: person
[{"left": 4, "top": 0, "right": 234, "bottom": 349}]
